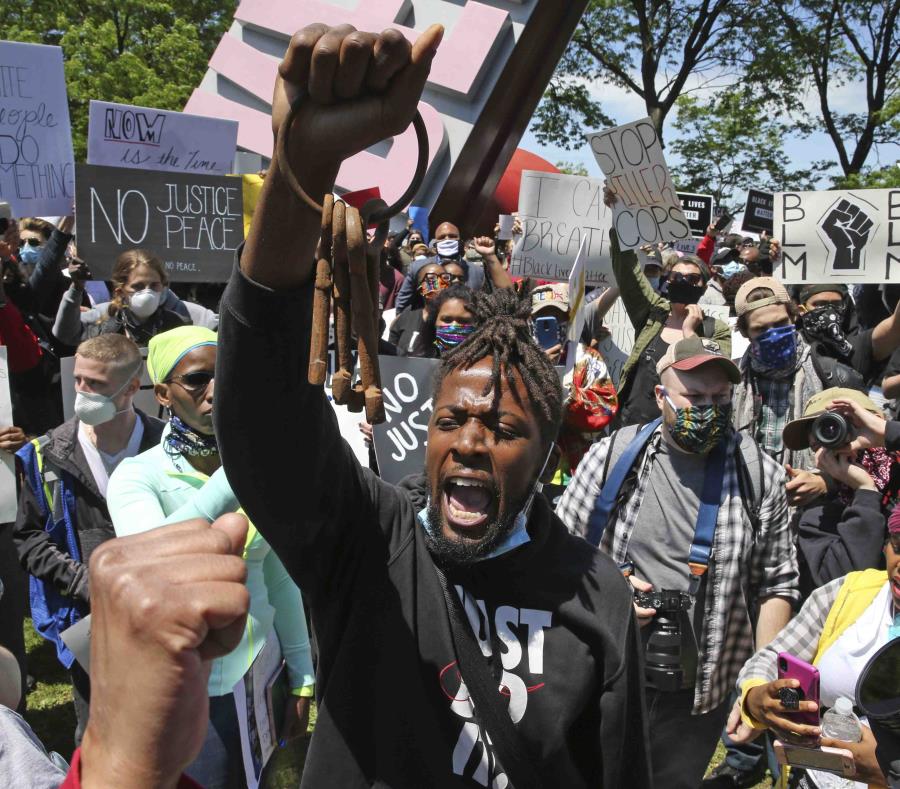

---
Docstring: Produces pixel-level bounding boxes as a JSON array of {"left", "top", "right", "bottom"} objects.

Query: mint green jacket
[
  {"left": 611, "top": 231, "right": 732, "bottom": 396},
  {"left": 106, "top": 429, "right": 315, "bottom": 697}
]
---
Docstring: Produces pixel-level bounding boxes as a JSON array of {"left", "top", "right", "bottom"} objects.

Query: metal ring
[{"left": 276, "top": 97, "right": 429, "bottom": 224}]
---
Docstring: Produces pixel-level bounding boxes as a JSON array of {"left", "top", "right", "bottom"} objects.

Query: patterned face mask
[
  {"left": 664, "top": 393, "right": 732, "bottom": 454},
  {"left": 419, "top": 275, "right": 448, "bottom": 301},
  {"left": 800, "top": 302, "right": 853, "bottom": 359},
  {"left": 165, "top": 414, "right": 218, "bottom": 458},
  {"left": 751, "top": 325, "right": 797, "bottom": 370},
  {"left": 434, "top": 322, "right": 475, "bottom": 354}
]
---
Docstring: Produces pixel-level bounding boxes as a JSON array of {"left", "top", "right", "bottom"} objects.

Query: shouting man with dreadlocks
[{"left": 211, "top": 23, "right": 651, "bottom": 789}]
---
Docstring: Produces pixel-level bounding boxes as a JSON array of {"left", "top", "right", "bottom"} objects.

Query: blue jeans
[{"left": 184, "top": 694, "right": 246, "bottom": 789}]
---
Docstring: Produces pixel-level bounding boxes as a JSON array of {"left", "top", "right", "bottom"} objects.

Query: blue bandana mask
[
  {"left": 751, "top": 325, "right": 797, "bottom": 370},
  {"left": 165, "top": 415, "right": 218, "bottom": 458}
]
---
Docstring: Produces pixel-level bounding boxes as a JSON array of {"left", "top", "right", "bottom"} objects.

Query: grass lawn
[{"left": 25, "top": 619, "right": 771, "bottom": 787}]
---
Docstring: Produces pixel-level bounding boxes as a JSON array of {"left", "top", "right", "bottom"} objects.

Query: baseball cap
[
  {"left": 530, "top": 283, "right": 569, "bottom": 316},
  {"left": 798, "top": 283, "right": 847, "bottom": 304},
  {"left": 734, "top": 276, "right": 793, "bottom": 317},
  {"left": 782, "top": 387, "right": 881, "bottom": 450},
  {"left": 656, "top": 335, "right": 741, "bottom": 383}
]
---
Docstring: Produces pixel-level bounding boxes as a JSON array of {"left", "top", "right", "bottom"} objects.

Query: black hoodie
[{"left": 216, "top": 263, "right": 652, "bottom": 789}]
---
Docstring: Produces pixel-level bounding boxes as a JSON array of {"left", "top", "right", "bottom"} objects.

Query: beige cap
[
  {"left": 656, "top": 335, "right": 741, "bottom": 384},
  {"left": 734, "top": 276, "right": 792, "bottom": 317},
  {"left": 782, "top": 387, "right": 881, "bottom": 450},
  {"left": 530, "top": 283, "right": 569, "bottom": 315}
]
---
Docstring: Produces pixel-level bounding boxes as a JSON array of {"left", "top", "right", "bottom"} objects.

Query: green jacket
[{"left": 611, "top": 231, "right": 731, "bottom": 397}]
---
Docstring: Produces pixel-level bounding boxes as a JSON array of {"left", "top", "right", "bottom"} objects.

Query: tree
[
  {"left": 833, "top": 162, "right": 900, "bottom": 187},
  {"left": 555, "top": 160, "right": 590, "bottom": 176},
  {"left": 747, "top": 0, "right": 900, "bottom": 178},
  {"left": 0, "top": 1, "right": 236, "bottom": 161},
  {"left": 531, "top": 0, "right": 748, "bottom": 149},
  {"left": 668, "top": 92, "right": 832, "bottom": 211}
]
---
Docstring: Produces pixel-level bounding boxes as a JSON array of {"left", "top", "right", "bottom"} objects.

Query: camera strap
[{"left": 687, "top": 441, "right": 727, "bottom": 594}]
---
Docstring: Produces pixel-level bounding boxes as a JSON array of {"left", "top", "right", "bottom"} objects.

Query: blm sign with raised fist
[{"left": 775, "top": 189, "right": 900, "bottom": 283}]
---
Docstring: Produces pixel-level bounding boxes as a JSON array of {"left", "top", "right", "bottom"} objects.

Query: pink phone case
[{"left": 777, "top": 652, "right": 821, "bottom": 728}]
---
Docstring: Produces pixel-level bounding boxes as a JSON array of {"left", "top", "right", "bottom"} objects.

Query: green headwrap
[{"left": 146, "top": 325, "right": 217, "bottom": 384}]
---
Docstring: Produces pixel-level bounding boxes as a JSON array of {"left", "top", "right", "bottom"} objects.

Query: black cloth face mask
[
  {"left": 800, "top": 302, "right": 853, "bottom": 359},
  {"left": 664, "top": 279, "right": 705, "bottom": 305}
]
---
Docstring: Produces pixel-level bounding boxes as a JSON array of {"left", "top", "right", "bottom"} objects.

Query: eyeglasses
[
  {"left": 666, "top": 271, "right": 704, "bottom": 286},
  {"left": 447, "top": 274, "right": 465, "bottom": 284},
  {"left": 19, "top": 238, "right": 42, "bottom": 248},
  {"left": 166, "top": 370, "right": 214, "bottom": 393},
  {"left": 422, "top": 273, "right": 453, "bottom": 284}
]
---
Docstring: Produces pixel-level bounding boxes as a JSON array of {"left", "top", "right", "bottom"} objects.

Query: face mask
[
  {"left": 646, "top": 276, "right": 661, "bottom": 292},
  {"left": 800, "top": 302, "right": 852, "bottom": 359},
  {"left": 165, "top": 414, "right": 218, "bottom": 458},
  {"left": 665, "top": 280, "right": 705, "bottom": 305},
  {"left": 664, "top": 393, "right": 732, "bottom": 454},
  {"left": 751, "top": 325, "right": 797, "bottom": 370},
  {"left": 18, "top": 244, "right": 42, "bottom": 267},
  {"left": 434, "top": 322, "right": 475, "bottom": 354},
  {"left": 436, "top": 239, "right": 460, "bottom": 258},
  {"left": 419, "top": 277, "right": 448, "bottom": 301},
  {"left": 73, "top": 366, "right": 139, "bottom": 426},
  {"left": 128, "top": 288, "right": 161, "bottom": 319}
]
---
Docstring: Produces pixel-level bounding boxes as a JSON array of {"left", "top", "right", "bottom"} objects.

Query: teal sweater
[{"left": 106, "top": 429, "right": 315, "bottom": 696}]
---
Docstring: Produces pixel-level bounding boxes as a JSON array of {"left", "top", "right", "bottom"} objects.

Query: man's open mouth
[{"left": 442, "top": 475, "right": 496, "bottom": 533}]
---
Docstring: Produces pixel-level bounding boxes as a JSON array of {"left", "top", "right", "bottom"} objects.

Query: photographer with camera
[
  {"left": 782, "top": 389, "right": 899, "bottom": 600},
  {"left": 558, "top": 335, "right": 799, "bottom": 789}
]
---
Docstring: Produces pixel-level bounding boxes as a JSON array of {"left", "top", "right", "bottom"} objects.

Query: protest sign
[
  {"left": 775, "top": 188, "right": 900, "bottom": 283},
  {"left": 373, "top": 355, "right": 439, "bottom": 484},
  {"left": 75, "top": 164, "right": 244, "bottom": 282},
  {"left": 566, "top": 239, "right": 589, "bottom": 375},
  {"left": 742, "top": 189, "right": 774, "bottom": 234},
  {"left": 586, "top": 118, "right": 691, "bottom": 250},
  {"left": 0, "top": 41, "right": 75, "bottom": 216},
  {"left": 0, "top": 348, "right": 15, "bottom": 522},
  {"left": 87, "top": 101, "right": 238, "bottom": 175},
  {"left": 672, "top": 238, "right": 700, "bottom": 255},
  {"left": 677, "top": 192, "right": 714, "bottom": 236},
  {"left": 509, "top": 171, "right": 613, "bottom": 286}
]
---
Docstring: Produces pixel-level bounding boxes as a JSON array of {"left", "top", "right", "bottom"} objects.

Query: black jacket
[
  {"left": 13, "top": 410, "right": 164, "bottom": 603},
  {"left": 796, "top": 488, "right": 886, "bottom": 600},
  {"left": 216, "top": 264, "right": 652, "bottom": 789}
]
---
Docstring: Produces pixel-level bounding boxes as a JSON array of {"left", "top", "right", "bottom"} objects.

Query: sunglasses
[
  {"left": 666, "top": 271, "right": 704, "bottom": 286},
  {"left": 19, "top": 238, "right": 42, "bottom": 248},
  {"left": 166, "top": 370, "right": 214, "bottom": 393}
]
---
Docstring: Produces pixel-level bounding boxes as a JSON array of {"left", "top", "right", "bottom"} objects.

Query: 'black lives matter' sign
[
  {"left": 76, "top": 164, "right": 244, "bottom": 282},
  {"left": 742, "top": 189, "right": 774, "bottom": 234},
  {"left": 676, "top": 192, "right": 714, "bottom": 236}
]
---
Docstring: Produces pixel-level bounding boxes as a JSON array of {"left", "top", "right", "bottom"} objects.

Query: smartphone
[
  {"left": 777, "top": 652, "right": 821, "bottom": 731},
  {"left": 774, "top": 740, "right": 855, "bottom": 778},
  {"left": 714, "top": 211, "right": 734, "bottom": 233},
  {"left": 533, "top": 316, "right": 560, "bottom": 350}
]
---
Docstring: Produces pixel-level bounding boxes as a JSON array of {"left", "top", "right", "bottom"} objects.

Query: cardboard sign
[
  {"left": 0, "top": 41, "right": 75, "bottom": 216},
  {"left": 742, "top": 189, "right": 774, "bottom": 234},
  {"left": 0, "top": 347, "right": 15, "bottom": 522},
  {"left": 75, "top": 164, "right": 244, "bottom": 282},
  {"left": 775, "top": 189, "right": 900, "bottom": 283},
  {"left": 509, "top": 171, "right": 613, "bottom": 286},
  {"left": 677, "top": 192, "right": 714, "bottom": 236},
  {"left": 372, "top": 355, "right": 439, "bottom": 485},
  {"left": 586, "top": 118, "right": 691, "bottom": 250},
  {"left": 87, "top": 100, "right": 238, "bottom": 175}
]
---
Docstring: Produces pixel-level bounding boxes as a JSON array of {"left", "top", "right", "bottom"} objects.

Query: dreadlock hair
[{"left": 433, "top": 287, "right": 563, "bottom": 446}]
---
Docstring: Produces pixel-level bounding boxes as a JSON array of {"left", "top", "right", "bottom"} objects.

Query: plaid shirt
[
  {"left": 556, "top": 426, "right": 800, "bottom": 714},
  {"left": 752, "top": 375, "right": 792, "bottom": 459}
]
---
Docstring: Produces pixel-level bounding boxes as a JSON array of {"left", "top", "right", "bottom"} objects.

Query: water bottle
[{"left": 821, "top": 696, "right": 863, "bottom": 743}]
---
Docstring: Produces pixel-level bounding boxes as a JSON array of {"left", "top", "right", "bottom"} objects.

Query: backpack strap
[
  {"left": 735, "top": 432, "right": 764, "bottom": 535},
  {"left": 585, "top": 418, "right": 662, "bottom": 547}
]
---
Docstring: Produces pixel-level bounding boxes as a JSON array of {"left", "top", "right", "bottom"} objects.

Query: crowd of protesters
[{"left": 0, "top": 20, "right": 898, "bottom": 789}]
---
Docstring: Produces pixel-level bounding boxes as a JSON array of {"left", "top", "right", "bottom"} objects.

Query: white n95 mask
[{"left": 128, "top": 288, "right": 161, "bottom": 319}]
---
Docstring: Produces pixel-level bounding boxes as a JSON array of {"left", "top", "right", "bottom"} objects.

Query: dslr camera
[
  {"left": 810, "top": 411, "right": 855, "bottom": 450},
  {"left": 634, "top": 589, "right": 693, "bottom": 692}
]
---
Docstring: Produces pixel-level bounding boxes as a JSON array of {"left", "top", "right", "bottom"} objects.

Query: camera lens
[{"left": 811, "top": 412, "right": 848, "bottom": 449}]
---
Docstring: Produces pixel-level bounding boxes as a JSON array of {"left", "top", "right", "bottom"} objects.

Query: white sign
[
  {"left": 775, "top": 189, "right": 900, "bottom": 283},
  {"left": 509, "top": 171, "right": 613, "bottom": 286},
  {"left": 0, "top": 348, "right": 15, "bottom": 522},
  {"left": 586, "top": 118, "right": 691, "bottom": 250},
  {"left": 87, "top": 101, "right": 238, "bottom": 175},
  {"left": 0, "top": 41, "right": 75, "bottom": 216}
]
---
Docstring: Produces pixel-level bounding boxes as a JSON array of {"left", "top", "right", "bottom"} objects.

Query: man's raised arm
[{"left": 216, "top": 25, "right": 442, "bottom": 591}]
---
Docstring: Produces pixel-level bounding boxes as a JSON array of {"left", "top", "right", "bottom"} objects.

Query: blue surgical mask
[
  {"left": 751, "top": 325, "right": 797, "bottom": 370},
  {"left": 646, "top": 276, "right": 661, "bottom": 292},
  {"left": 19, "top": 244, "right": 42, "bottom": 267}
]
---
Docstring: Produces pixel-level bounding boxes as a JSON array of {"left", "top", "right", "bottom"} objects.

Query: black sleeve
[
  {"left": 886, "top": 421, "right": 900, "bottom": 453},
  {"left": 850, "top": 327, "right": 875, "bottom": 378},
  {"left": 884, "top": 348, "right": 900, "bottom": 380},
  {"left": 216, "top": 262, "right": 406, "bottom": 604},
  {"left": 12, "top": 473, "right": 89, "bottom": 603},
  {"left": 796, "top": 489, "right": 886, "bottom": 588},
  {"left": 29, "top": 229, "right": 71, "bottom": 316}
]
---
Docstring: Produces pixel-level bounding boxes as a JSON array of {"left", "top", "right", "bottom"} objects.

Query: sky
[{"left": 519, "top": 72, "right": 896, "bottom": 196}]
